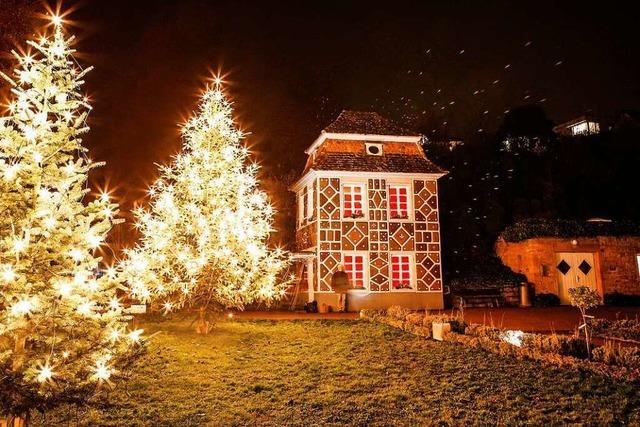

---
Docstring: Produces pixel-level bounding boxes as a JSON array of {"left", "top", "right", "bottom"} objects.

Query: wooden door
[{"left": 555, "top": 252, "right": 597, "bottom": 304}]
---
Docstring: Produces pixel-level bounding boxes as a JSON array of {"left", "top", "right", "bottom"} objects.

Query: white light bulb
[{"left": 36, "top": 364, "right": 54, "bottom": 383}]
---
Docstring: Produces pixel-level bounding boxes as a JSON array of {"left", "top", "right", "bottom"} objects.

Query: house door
[{"left": 555, "top": 252, "right": 597, "bottom": 304}]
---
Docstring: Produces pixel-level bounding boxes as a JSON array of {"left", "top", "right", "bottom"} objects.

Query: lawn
[{"left": 33, "top": 319, "right": 640, "bottom": 426}]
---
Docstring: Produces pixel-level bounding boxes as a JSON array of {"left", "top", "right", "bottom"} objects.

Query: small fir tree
[
  {"left": 0, "top": 17, "right": 144, "bottom": 421},
  {"left": 121, "top": 81, "right": 288, "bottom": 330},
  {"left": 569, "top": 285, "right": 600, "bottom": 359}
]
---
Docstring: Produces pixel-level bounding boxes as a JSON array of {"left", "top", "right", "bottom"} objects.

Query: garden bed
[{"left": 361, "top": 306, "right": 640, "bottom": 383}]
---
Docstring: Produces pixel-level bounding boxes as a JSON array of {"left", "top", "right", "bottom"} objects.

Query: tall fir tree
[
  {"left": 0, "top": 17, "right": 144, "bottom": 418},
  {"left": 122, "top": 82, "right": 288, "bottom": 322}
]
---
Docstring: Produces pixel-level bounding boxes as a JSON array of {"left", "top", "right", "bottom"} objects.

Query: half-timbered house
[{"left": 291, "top": 111, "right": 447, "bottom": 311}]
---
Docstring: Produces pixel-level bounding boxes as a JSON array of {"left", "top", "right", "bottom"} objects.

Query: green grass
[{"left": 33, "top": 319, "right": 640, "bottom": 426}]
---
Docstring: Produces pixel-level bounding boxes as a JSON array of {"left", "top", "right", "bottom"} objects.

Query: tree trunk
[
  {"left": 1, "top": 413, "right": 29, "bottom": 427},
  {"left": 195, "top": 307, "right": 212, "bottom": 334},
  {"left": 5, "top": 333, "right": 29, "bottom": 426},
  {"left": 582, "top": 311, "right": 592, "bottom": 360},
  {"left": 11, "top": 333, "right": 27, "bottom": 372}
]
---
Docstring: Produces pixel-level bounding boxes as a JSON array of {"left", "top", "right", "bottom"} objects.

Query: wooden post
[{"left": 306, "top": 257, "right": 315, "bottom": 303}]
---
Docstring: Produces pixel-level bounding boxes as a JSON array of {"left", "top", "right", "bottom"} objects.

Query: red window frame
[
  {"left": 389, "top": 186, "right": 409, "bottom": 219},
  {"left": 391, "top": 254, "right": 412, "bottom": 289},
  {"left": 343, "top": 185, "right": 364, "bottom": 218},
  {"left": 343, "top": 253, "right": 365, "bottom": 289}
]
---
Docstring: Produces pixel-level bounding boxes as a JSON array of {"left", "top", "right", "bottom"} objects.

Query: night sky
[{"left": 5, "top": 0, "right": 640, "bottom": 214}]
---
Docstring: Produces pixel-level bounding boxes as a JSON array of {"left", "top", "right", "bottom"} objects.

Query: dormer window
[{"left": 365, "top": 142, "right": 383, "bottom": 156}]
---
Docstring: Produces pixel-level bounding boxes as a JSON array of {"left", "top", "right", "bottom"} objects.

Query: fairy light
[
  {"left": 36, "top": 363, "right": 54, "bottom": 383},
  {"left": 51, "top": 14, "right": 63, "bottom": 27},
  {"left": 86, "top": 232, "right": 103, "bottom": 248},
  {"left": 92, "top": 360, "right": 112, "bottom": 382},
  {"left": 127, "top": 329, "right": 143, "bottom": 343},
  {"left": 11, "top": 299, "right": 33, "bottom": 316},
  {"left": 1, "top": 264, "right": 16, "bottom": 282},
  {"left": 43, "top": 216, "right": 56, "bottom": 229},
  {"left": 12, "top": 238, "right": 27, "bottom": 253},
  {"left": 57, "top": 280, "right": 73, "bottom": 297}
]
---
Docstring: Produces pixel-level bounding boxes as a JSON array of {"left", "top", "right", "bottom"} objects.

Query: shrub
[
  {"left": 360, "top": 308, "right": 387, "bottom": 321},
  {"left": 449, "top": 256, "right": 525, "bottom": 290},
  {"left": 569, "top": 286, "right": 600, "bottom": 310},
  {"left": 592, "top": 342, "right": 640, "bottom": 368},
  {"left": 499, "top": 218, "right": 640, "bottom": 243},
  {"left": 604, "top": 292, "right": 640, "bottom": 307},
  {"left": 569, "top": 286, "right": 601, "bottom": 358},
  {"left": 405, "top": 312, "right": 425, "bottom": 326},
  {"left": 387, "top": 305, "right": 412, "bottom": 320},
  {"left": 591, "top": 318, "right": 640, "bottom": 342},
  {"left": 533, "top": 293, "right": 561, "bottom": 307},
  {"left": 523, "top": 333, "right": 589, "bottom": 359}
]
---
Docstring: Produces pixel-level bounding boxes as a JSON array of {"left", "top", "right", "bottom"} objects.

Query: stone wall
[{"left": 496, "top": 236, "right": 640, "bottom": 298}]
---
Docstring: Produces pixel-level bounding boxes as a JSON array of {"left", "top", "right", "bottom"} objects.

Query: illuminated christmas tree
[
  {"left": 0, "top": 17, "right": 144, "bottom": 419},
  {"left": 122, "top": 81, "right": 288, "bottom": 326}
]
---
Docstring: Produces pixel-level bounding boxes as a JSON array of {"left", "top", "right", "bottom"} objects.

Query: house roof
[
  {"left": 323, "top": 110, "right": 419, "bottom": 136},
  {"left": 308, "top": 152, "right": 445, "bottom": 174}
]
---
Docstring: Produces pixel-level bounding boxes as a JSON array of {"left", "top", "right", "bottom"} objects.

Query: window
[
  {"left": 297, "top": 190, "right": 304, "bottom": 227},
  {"left": 302, "top": 186, "right": 308, "bottom": 221},
  {"left": 571, "top": 121, "right": 600, "bottom": 136},
  {"left": 342, "top": 184, "right": 365, "bottom": 219},
  {"left": 343, "top": 253, "right": 366, "bottom": 289},
  {"left": 365, "top": 142, "right": 383, "bottom": 156},
  {"left": 389, "top": 185, "right": 409, "bottom": 219},
  {"left": 306, "top": 184, "right": 314, "bottom": 220},
  {"left": 391, "top": 254, "right": 412, "bottom": 290}
]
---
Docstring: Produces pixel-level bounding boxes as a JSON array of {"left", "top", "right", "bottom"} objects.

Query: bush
[
  {"left": 405, "top": 312, "right": 424, "bottom": 326},
  {"left": 465, "top": 324, "right": 501, "bottom": 339},
  {"left": 449, "top": 256, "right": 525, "bottom": 290},
  {"left": 499, "top": 218, "right": 640, "bottom": 243},
  {"left": 523, "top": 333, "right": 589, "bottom": 359},
  {"left": 387, "top": 305, "right": 412, "bottom": 321},
  {"left": 533, "top": 293, "right": 561, "bottom": 307},
  {"left": 604, "top": 292, "right": 640, "bottom": 307},
  {"left": 360, "top": 308, "right": 387, "bottom": 321},
  {"left": 569, "top": 286, "right": 600, "bottom": 310},
  {"left": 592, "top": 341, "right": 640, "bottom": 368},
  {"left": 591, "top": 318, "right": 640, "bottom": 342}
]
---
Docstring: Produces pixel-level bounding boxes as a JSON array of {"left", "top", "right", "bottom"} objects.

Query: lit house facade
[
  {"left": 291, "top": 111, "right": 447, "bottom": 311},
  {"left": 553, "top": 115, "right": 601, "bottom": 137}
]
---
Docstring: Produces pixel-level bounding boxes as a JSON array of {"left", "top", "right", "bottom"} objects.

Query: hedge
[{"left": 499, "top": 218, "right": 640, "bottom": 243}]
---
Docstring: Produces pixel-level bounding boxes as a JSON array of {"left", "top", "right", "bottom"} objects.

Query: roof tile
[
  {"left": 308, "top": 152, "right": 445, "bottom": 174},
  {"left": 324, "top": 110, "right": 418, "bottom": 136}
]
